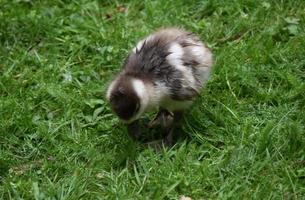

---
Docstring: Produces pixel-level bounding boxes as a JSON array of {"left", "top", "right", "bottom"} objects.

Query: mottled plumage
[{"left": 106, "top": 27, "right": 213, "bottom": 144}]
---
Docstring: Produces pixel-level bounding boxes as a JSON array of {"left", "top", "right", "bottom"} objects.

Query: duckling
[{"left": 106, "top": 27, "right": 213, "bottom": 145}]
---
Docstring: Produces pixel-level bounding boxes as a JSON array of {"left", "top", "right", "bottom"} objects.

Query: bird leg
[
  {"left": 127, "top": 120, "right": 141, "bottom": 141},
  {"left": 146, "top": 110, "right": 183, "bottom": 148},
  {"left": 147, "top": 109, "right": 173, "bottom": 129},
  {"left": 144, "top": 109, "right": 174, "bottom": 150},
  {"left": 164, "top": 111, "right": 183, "bottom": 147}
]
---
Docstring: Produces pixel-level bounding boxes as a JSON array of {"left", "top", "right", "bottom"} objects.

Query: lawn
[{"left": 1, "top": 0, "right": 305, "bottom": 199}]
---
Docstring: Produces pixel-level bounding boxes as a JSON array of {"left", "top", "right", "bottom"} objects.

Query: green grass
[{"left": 1, "top": 0, "right": 305, "bottom": 199}]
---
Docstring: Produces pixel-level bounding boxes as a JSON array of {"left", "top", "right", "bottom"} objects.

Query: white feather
[
  {"left": 166, "top": 43, "right": 196, "bottom": 87},
  {"left": 132, "top": 35, "right": 155, "bottom": 53},
  {"left": 106, "top": 80, "right": 117, "bottom": 100},
  {"left": 190, "top": 45, "right": 212, "bottom": 69},
  {"left": 130, "top": 79, "right": 149, "bottom": 121},
  {"left": 132, "top": 79, "right": 146, "bottom": 101}
]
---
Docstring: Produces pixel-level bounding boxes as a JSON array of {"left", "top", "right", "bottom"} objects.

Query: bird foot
[{"left": 147, "top": 110, "right": 174, "bottom": 129}]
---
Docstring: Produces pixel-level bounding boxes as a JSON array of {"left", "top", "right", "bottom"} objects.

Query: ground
[{"left": 1, "top": 0, "right": 305, "bottom": 199}]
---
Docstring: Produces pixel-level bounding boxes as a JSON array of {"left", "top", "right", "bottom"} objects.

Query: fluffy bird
[{"left": 106, "top": 27, "right": 213, "bottom": 145}]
